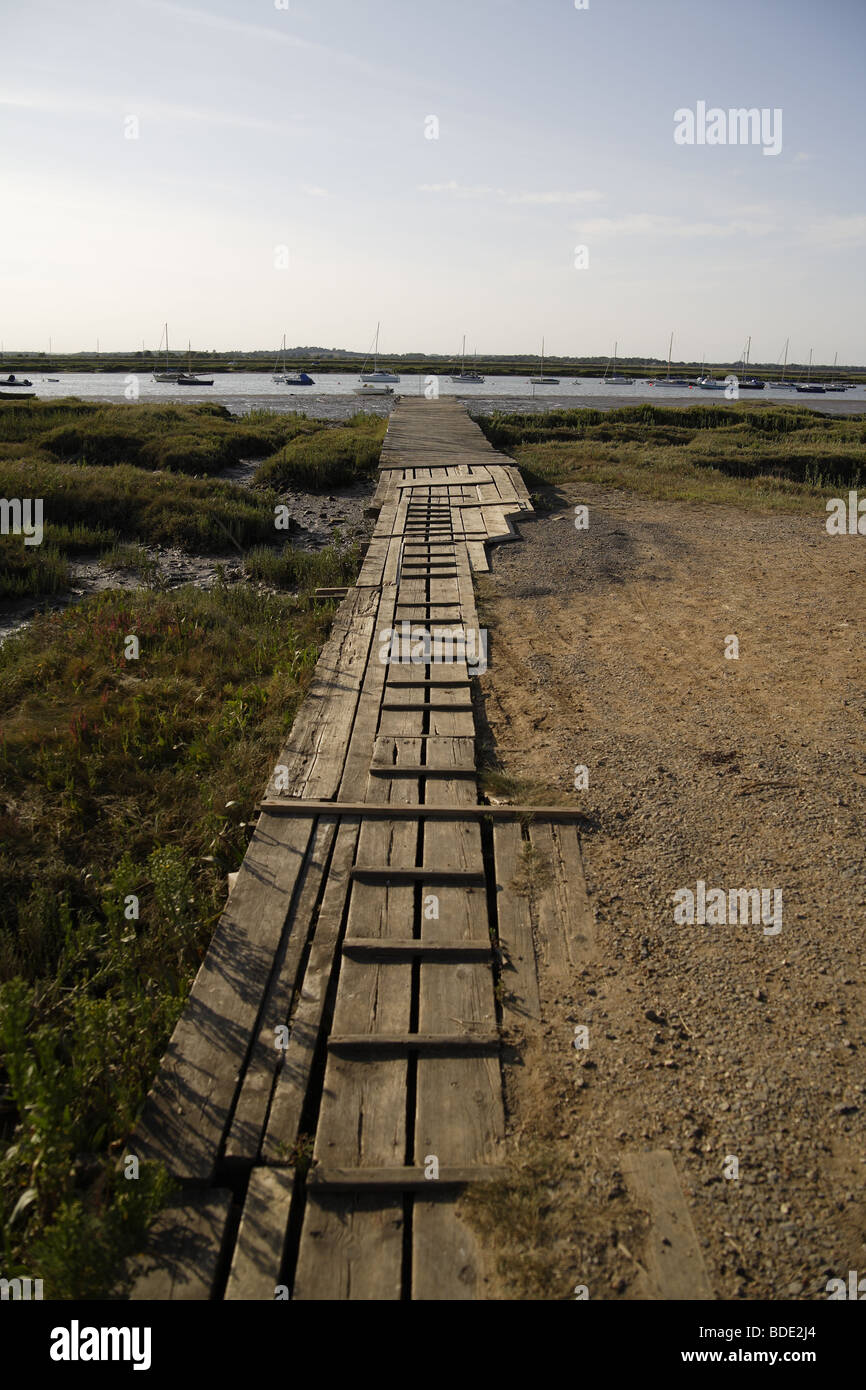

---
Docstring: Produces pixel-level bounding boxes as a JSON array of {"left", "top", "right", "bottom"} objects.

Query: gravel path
[{"left": 474, "top": 481, "right": 866, "bottom": 1300}]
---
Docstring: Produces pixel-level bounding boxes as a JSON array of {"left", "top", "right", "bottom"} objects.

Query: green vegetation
[
  {"left": 0, "top": 401, "right": 385, "bottom": 598},
  {"left": 0, "top": 399, "right": 382, "bottom": 1293},
  {"left": 0, "top": 581, "right": 344, "bottom": 1296},
  {"left": 476, "top": 403, "right": 866, "bottom": 510},
  {"left": 253, "top": 414, "right": 386, "bottom": 490},
  {"left": 244, "top": 538, "right": 363, "bottom": 591}
]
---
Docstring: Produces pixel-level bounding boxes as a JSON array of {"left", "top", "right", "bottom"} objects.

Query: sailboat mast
[
  {"left": 782, "top": 337, "right": 788, "bottom": 380},
  {"left": 667, "top": 332, "right": 673, "bottom": 378}
]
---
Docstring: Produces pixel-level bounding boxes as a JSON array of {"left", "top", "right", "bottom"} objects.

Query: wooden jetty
[{"left": 127, "top": 399, "right": 594, "bottom": 1300}]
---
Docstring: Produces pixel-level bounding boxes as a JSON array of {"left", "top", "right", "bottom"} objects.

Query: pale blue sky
[{"left": 2, "top": 0, "right": 864, "bottom": 362}]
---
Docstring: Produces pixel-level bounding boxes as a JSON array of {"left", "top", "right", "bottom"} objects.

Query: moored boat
[
  {"left": 359, "top": 322, "right": 399, "bottom": 383},
  {"left": 601, "top": 341, "right": 633, "bottom": 385},
  {"left": 531, "top": 337, "right": 560, "bottom": 385}
]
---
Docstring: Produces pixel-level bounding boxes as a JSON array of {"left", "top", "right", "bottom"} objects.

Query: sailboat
[
  {"left": 653, "top": 333, "right": 691, "bottom": 386},
  {"left": 766, "top": 339, "right": 798, "bottom": 390},
  {"left": 153, "top": 323, "right": 181, "bottom": 382},
  {"left": 824, "top": 352, "right": 851, "bottom": 391},
  {"left": 359, "top": 323, "right": 399, "bottom": 383},
  {"left": 177, "top": 341, "right": 213, "bottom": 386},
  {"left": 736, "top": 336, "right": 765, "bottom": 389},
  {"left": 273, "top": 332, "right": 314, "bottom": 386},
  {"left": 449, "top": 335, "right": 484, "bottom": 383},
  {"left": 531, "top": 337, "right": 560, "bottom": 385},
  {"left": 796, "top": 347, "right": 825, "bottom": 393},
  {"left": 601, "top": 340, "right": 633, "bottom": 386}
]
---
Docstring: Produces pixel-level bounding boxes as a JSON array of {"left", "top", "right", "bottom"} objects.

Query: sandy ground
[{"left": 471, "top": 480, "right": 866, "bottom": 1301}]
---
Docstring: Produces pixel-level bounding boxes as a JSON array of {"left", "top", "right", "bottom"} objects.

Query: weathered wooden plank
[
  {"left": 492, "top": 821, "right": 541, "bottom": 1023},
  {"left": 341, "top": 939, "right": 493, "bottom": 959},
  {"left": 413, "top": 722, "right": 505, "bottom": 1300},
  {"left": 131, "top": 813, "right": 317, "bottom": 1180},
  {"left": 259, "top": 818, "right": 361, "bottom": 1164},
  {"left": 258, "top": 801, "right": 587, "bottom": 820},
  {"left": 224, "top": 1168, "right": 294, "bottom": 1301},
  {"left": 327, "top": 1033, "right": 499, "bottom": 1053},
  {"left": 308, "top": 1166, "right": 507, "bottom": 1190},
  {"left": 263, "top": 585, "right": 380, "bottom": 800},
  {"left": 527, "top": 820, "right": 595, "bottom": 972},
  {"left": 620, "top": 1151, "right": 715, "bottom": 1301},
  {"left": 127, "top": 1192, "right": 233, "bottom": 1301},
  {"left": 223, "top": 816, "right": 337, "bottom": 1165},
  {"left": 293, "top": 723, "right": 422, "bottom": 1300}
]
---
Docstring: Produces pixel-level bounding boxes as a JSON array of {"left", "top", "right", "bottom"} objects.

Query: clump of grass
[
  {"left": 0, "top": 459, "right": 279, "bottom": 558},
  {"left": 0, "top": 536, "right": 69, "bottom": 598},
  {"left": 98, "top": 543, "right": 159, "bottom": 581},
  {"left": 255, "top": 419, "right": 386, "bottom": 490},
  {"left": 0, "top": 580, "right": 341, "bottom": 1295},
  {"left": 509, "top": 844, "right": 554, "bottom": 900},
  {"left": 244, "top": 540, "right": 363, "bottom": 592}
]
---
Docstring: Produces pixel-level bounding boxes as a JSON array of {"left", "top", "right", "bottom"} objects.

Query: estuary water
[{"left": 10, "top": 372, "right": 865, "bottom": 418}]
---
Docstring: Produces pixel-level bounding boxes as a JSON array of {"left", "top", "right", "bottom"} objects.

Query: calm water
[{"left": 7, "top": 372, "right": 864, "bottom": 417}]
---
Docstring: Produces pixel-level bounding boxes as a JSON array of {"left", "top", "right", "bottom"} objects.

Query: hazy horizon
[{"left": 3, "top": 0, "right": 864, "bottom": 361}]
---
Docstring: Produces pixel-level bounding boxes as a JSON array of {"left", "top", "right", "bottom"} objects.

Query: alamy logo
[
  {"left": 0, "top": 497, "right": 43, "bottom": 546},
  {"left": 0, "top": 1275, "right": 43, "bottom": 1300},
  {"left": 826, "top": 491, "right": 866, "bottom": 535},
  {"left": 674, "top": 102, "right": 782, "bottom": 156},
  {"left": 826, "top": 1271, "right": 866, "bottom": 1300},
  {"left": 673, "top": 880, "right": 782, "bottom": 936},
  {"left": 49, "top": 1321, "right": 152, "bottom": 1371},
  {"left": 378, "top": 622, "right": 488, "bottom": 675}
]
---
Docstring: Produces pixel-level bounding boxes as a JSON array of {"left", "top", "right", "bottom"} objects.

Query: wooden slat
[
  {"left": 413, "top": 709, "right": 505, "bottom": 1300},
  {"left": 327, "top": 1032, "right": 499, "bottom": 1053},
  {"left": 127, "top": 1192, "right": 233, "bottom": 1301},
  {"left": 341, "top": 939, "right": 493, "bottom": 959},
  {"left": 131, "top": 813, "right": 317, "bottom": 1180},
  {"left": 620, "top": 1151, "right": 715, "bottom": 1301},
  {"left": 224, "top": 815, "right": 338, "bottom": 1164},
  {"left": 224, "top": 1168, "right": 294, "bottom": 1300},
  {"left": 492, "top": 821, "right": 541, "bottom": 1022},
  {"left": 259, "top": 801, "right": 586, "bottom": 819},
  {"left": 308, "top": 1166, "right": 507, "bottom": 1190},
  {"left": 351, "top": 866, "right": 485, "bottom": 885},
  {"left": 527, "top": 820, "right": 595, "bottom": 972},
  {"left": 293, "top": 711, "right": 421, "bottom": 1299},
  {"left": 259, "top": 818, "right": 361, "bottom": 1163}
]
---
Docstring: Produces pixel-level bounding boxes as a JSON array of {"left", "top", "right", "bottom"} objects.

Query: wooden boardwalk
[{"left": 127, "top": 399, "right": 593, "bottom": 1300}]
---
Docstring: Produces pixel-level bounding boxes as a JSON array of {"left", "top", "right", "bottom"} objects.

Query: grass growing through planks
[
  {"left": 475, "top": 403, "right": 866, "bottom": 512},
  {"left": 0, "top": 579, "right": 349, "bottom": 1296}
]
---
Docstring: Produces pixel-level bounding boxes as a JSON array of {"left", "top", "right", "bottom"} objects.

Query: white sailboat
[
  {"left": 766, "top": 338, "right": 797, "bottom": 390},
  {"left": 602, "top": 340, "right": 633, "bottom": 385},
  {"left": 359, "top": 323, "right": 400, "bottom": 383},
  {"left": 530, "top": 337, "right": 559, "bottom": 385},
  {"left": 653, "top": 332, "right": 691, "bottom": 386},
  {"left": 450, "top": 334, "right": 485, "bottom": 383}
]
